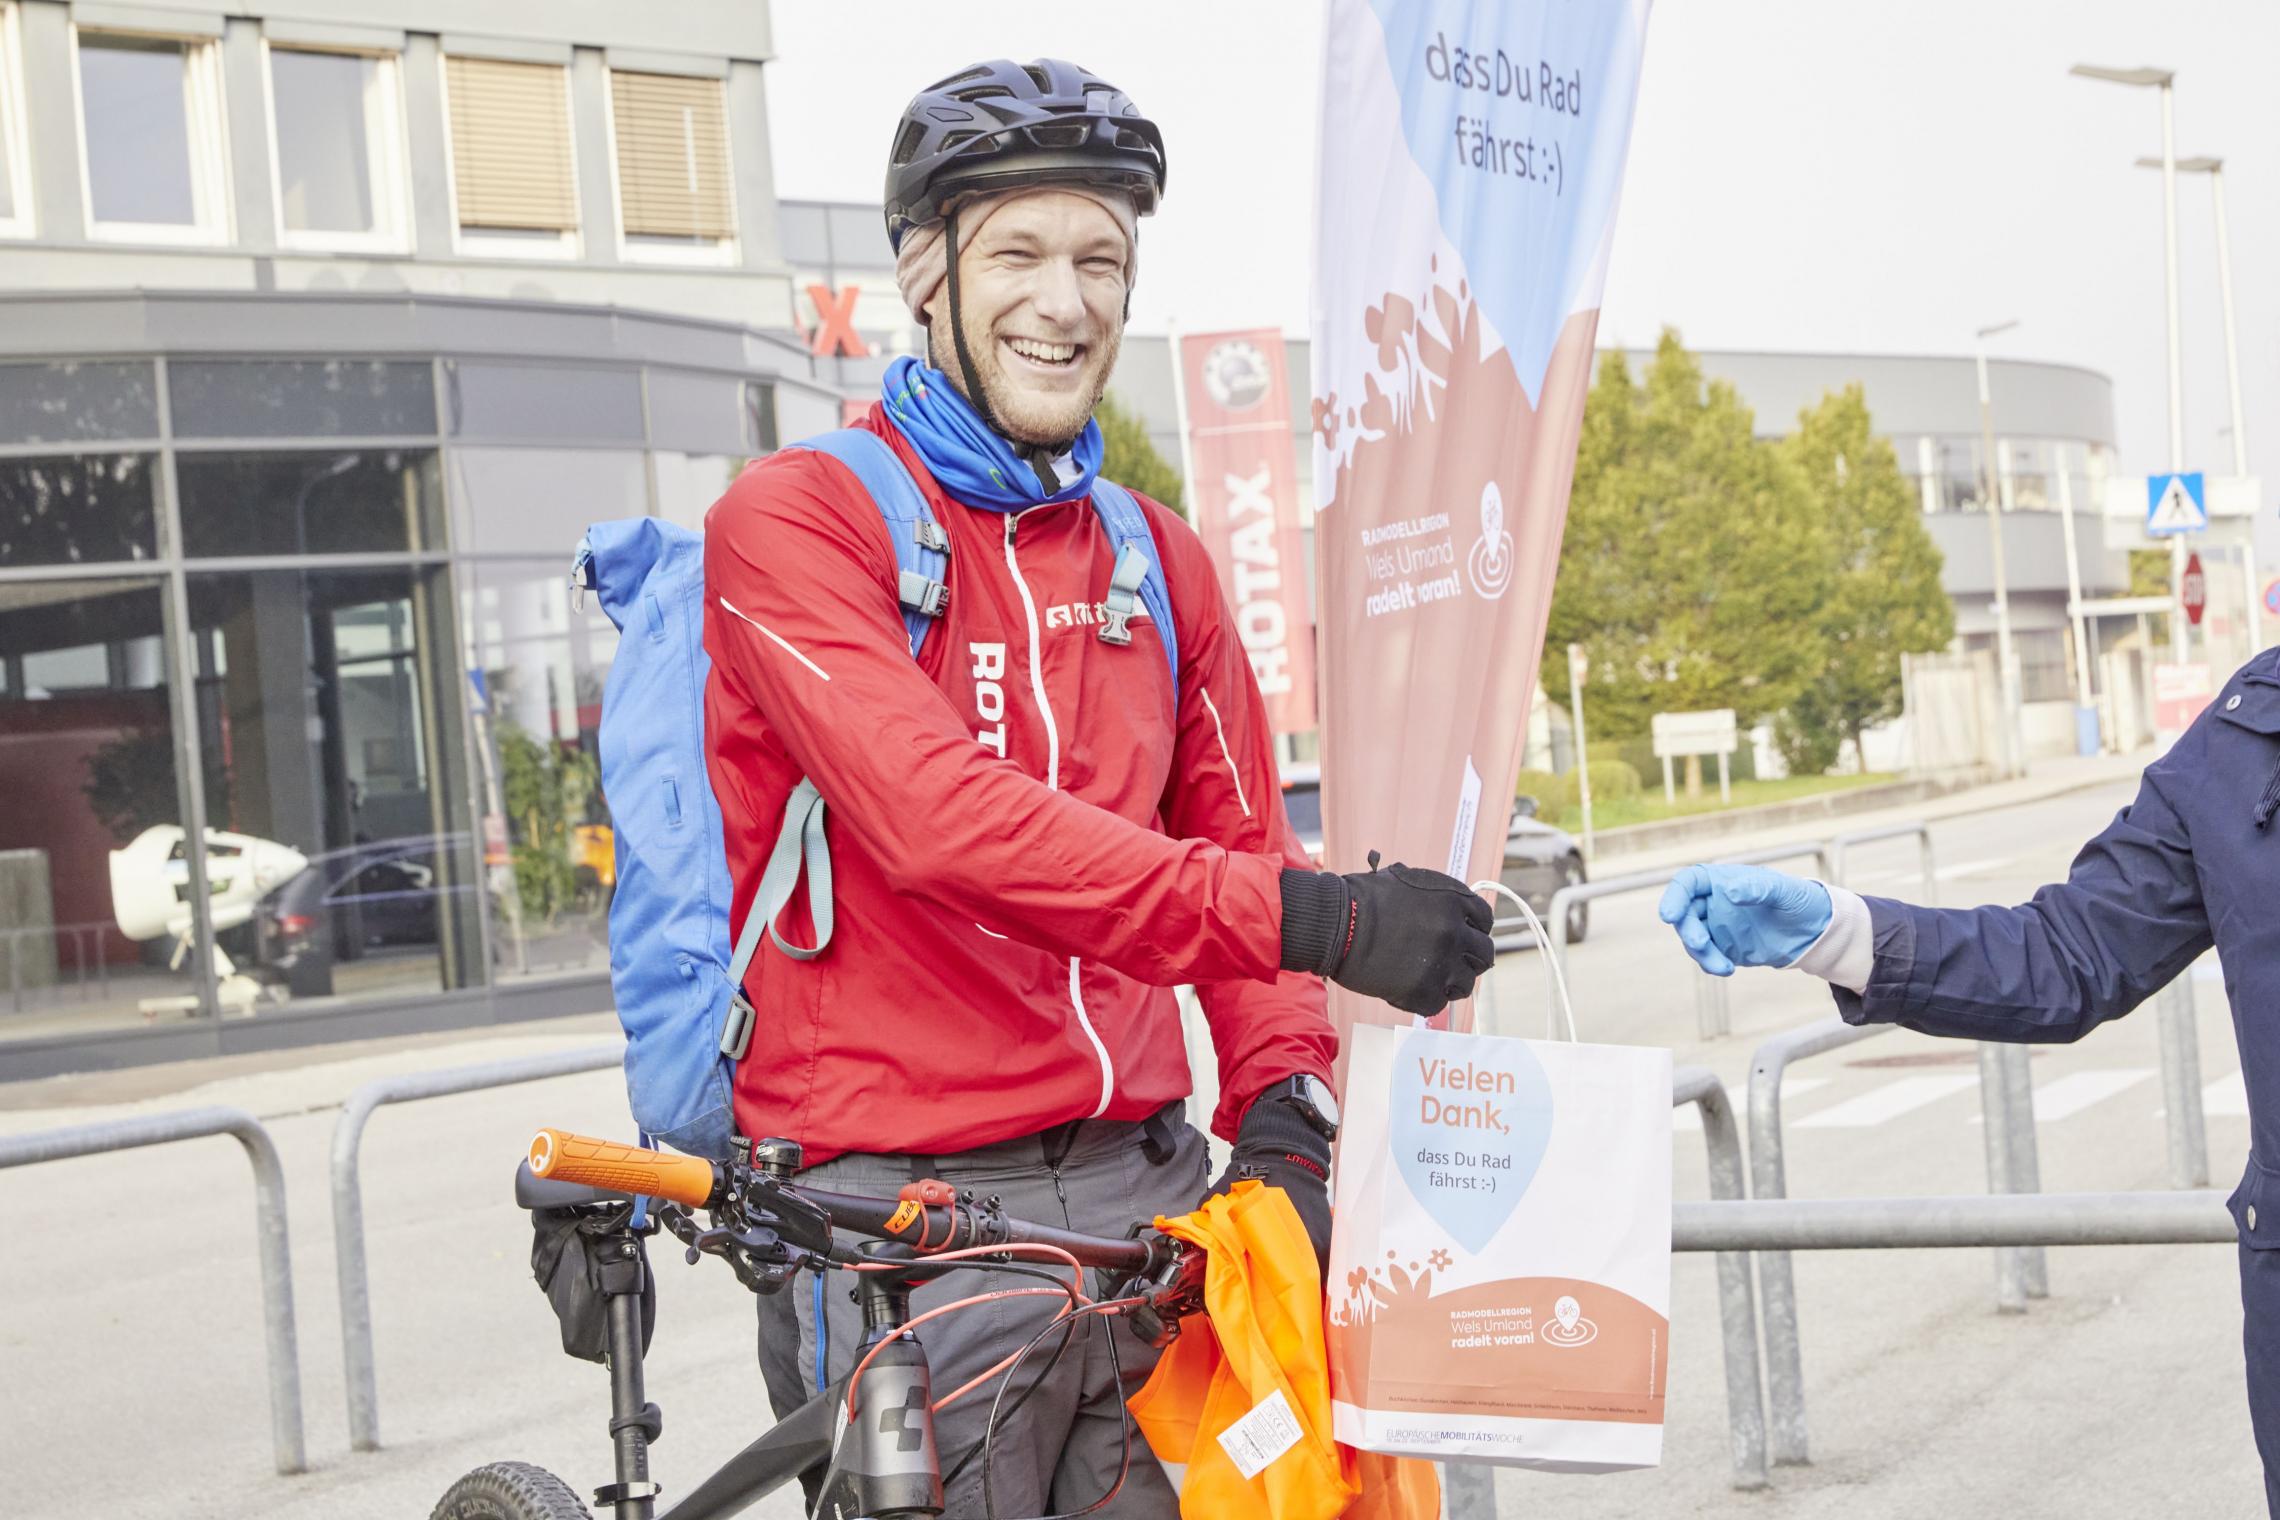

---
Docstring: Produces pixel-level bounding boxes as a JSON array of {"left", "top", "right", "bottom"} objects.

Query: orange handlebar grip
[{"left": 528, "top": 1128, "right": 719, "bottom": 1209}]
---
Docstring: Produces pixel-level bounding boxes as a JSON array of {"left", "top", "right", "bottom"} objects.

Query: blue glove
[{"left": 1656, "top": 865, "right": 1833, "bottom": 977}]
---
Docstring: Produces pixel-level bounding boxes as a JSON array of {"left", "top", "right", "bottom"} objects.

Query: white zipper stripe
[
  {"left": 1002, "top": 510, "right": 1113, "bottom": 1117},
  {"left": 717, "top": 596, "right": 830, "bottom": 682},
  {"left": 1199, "top": 686, "right": 1251, "bottom": 819},
  {"left": 1001, "top": 515, "right": 1060, "bottom": 785},
  {"left": 1069, "top": 957, "right": 1112, "bottom": 1119}
]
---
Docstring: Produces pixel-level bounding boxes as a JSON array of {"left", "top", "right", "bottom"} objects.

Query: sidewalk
[{"left": 1605, "top": 745, "right": 2154, "bottom": 878}]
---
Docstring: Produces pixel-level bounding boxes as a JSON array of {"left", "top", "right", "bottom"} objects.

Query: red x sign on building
[{"left": 805, "top": 283, "right": 871, "bottom": 359}]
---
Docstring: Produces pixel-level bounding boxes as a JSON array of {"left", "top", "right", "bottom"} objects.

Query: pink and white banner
[
  {"left": 1313, "top": 0, "right": 1651, "bottom": 1047},
  {"left": 1177, "top": 329, "right": 1317, "bottom": 736}
]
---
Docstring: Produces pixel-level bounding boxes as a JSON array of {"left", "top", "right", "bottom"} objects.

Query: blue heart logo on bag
[{"left": 1390, "top": 1029, "right": 1555, "bottom": 1253}]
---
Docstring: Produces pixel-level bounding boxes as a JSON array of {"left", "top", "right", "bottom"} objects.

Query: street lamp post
[
  {"left": 2138, "top": 153, "right": 2258, "bottom": 654},
  {"left": 1975, "top": 320, "right": 2025, "bottom": 778},
  {"left": 2072, "top": 64, "right": 2187, "bottom": 664}
]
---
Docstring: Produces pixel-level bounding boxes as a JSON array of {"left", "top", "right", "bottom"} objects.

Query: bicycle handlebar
[
  {"left": 526, "top": 1128, "right": 1171, "bottom": 1277},
  {"left": 529, "top": 1127, "right": 720, "bottom": 1209}
]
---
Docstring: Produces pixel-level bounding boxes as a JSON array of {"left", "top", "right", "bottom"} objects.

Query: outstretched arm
[{"left": 1659, "top": 764, "right": 2210, "bottom": 1044}]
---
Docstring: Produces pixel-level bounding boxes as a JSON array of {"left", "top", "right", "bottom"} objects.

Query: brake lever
[{"left": 1123, "top": 1240, "right": 1206, "bottom": 1350}]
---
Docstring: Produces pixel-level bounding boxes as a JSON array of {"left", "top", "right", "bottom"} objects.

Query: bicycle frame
[
  {"left": 522, "top": 1131, "right": 1190, "bottom": 1520},
  {"left": 574, "top": 1215, "right": 953, "bottom": 1520}
]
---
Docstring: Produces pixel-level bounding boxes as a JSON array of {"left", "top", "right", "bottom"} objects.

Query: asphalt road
[{"left": 0, "top": 774, "right": 2264, "bottom": 1518}]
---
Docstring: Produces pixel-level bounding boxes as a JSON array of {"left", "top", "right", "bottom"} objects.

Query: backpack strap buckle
[
  {"left": 897, "top": 570, "right": 950, "bottom": 620},
  {"left": 1097, "top": 542, "right": 1150, "bottom": 648},
  {"left": 719, "top": 991, "right": 756, "bottom": 1061}
]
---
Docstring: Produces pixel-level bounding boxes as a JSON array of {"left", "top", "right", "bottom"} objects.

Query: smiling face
[{"left": 927, "top": 191, "right": 1128, "bottom": 447}]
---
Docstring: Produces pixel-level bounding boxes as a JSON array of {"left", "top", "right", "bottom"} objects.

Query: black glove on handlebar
[
  {"left": 1203, "top": 1096, "right": 1334, "bottom": 1274},
  {"left": 1279, "top": 860, "right": 1496, "bottom": 1015}
]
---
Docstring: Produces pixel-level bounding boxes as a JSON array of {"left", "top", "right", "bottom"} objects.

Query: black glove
[
  {"left": 1278, "top": 859, "right": 1496, "bottom": 1015},
  {"left": 1204, "top": 1095, "right": 1334, "bottom": 1273}
]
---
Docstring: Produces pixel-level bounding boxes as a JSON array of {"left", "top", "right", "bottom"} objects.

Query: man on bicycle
[{"left": 701, "top": 57, "right": 1493, "bottom": 1516}]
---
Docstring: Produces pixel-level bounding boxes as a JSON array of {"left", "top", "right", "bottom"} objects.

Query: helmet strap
[
  {"left": 941, "top": 207, "right": 1078, "bottom": 493},
  {"left": 942, "top": 209, "right": 1005, "bottom": 438}
]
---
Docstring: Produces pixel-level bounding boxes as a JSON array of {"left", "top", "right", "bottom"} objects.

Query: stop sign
[{"left": 2183, "top": 550, "right": 2207, "bottom": 626}]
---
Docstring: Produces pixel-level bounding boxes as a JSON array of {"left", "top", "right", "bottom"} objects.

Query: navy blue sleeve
[{"left": 1831, "top": 736, "right": 2213, "bottom": 1044}]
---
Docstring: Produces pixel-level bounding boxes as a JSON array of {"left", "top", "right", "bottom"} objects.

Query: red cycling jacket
[{"left": 702, "top": 406, "right": 1334, "bottom": 1164}]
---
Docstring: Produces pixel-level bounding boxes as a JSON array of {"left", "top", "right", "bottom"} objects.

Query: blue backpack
[{"left": 572, "top": 429, "right": 1177, "bottom": 1157}]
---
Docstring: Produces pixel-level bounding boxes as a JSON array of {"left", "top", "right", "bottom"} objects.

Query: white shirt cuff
[{"left": 1790, "top": 882, "right": 1873, "bottom": 994}]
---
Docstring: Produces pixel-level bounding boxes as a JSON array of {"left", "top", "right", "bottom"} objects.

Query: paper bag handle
[{"left": 1473, "top": 880, "right": 1580, "bottom": 1043}]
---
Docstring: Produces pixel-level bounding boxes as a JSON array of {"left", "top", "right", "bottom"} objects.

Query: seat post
[{"left": 597, "top": 1227, "right": 664, "bottom": 1520}]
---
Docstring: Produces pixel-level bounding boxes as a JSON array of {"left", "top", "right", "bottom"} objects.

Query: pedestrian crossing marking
[
  {"left": 1968, "top": 1067, "right": 2154, "bottom": 1124},
  {"left": 1667, "top": 1067, "right": 2250, "bottom": 1142},
  {"left": 1796, "top": 1074, "right": 1980, "bottom": 1128}
]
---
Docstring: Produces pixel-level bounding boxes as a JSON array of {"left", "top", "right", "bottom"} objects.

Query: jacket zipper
[{"left": 1002, "top": 510, "right": 1115, "bottom": 1118}]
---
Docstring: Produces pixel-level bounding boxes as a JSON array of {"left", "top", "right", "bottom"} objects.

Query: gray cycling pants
[{"left": 757, "top": 1102, "right": 1208, "bottom": 1519}]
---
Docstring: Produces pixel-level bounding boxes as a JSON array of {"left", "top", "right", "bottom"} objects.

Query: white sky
[{"left": 766, "top": 1, "right": 2277, "bottom": 480}]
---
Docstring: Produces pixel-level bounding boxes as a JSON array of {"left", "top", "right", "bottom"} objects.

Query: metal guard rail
[{"left": 0, "top": 1106, "right": 304, "bottom": 1474}]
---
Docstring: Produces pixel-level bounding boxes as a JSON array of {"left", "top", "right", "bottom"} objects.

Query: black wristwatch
[{"left": 1258, "top": 1073, "right": 1341, "bottom": 1142}]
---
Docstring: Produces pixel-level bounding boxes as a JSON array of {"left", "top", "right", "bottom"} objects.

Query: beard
[{"left": 930, "top": 307, "right": 1123, "bottom": 450}]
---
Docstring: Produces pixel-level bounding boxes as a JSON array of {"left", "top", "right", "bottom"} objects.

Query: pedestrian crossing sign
[{"left": 2146, "top": 471, "right": 2207, "bottom": 536}]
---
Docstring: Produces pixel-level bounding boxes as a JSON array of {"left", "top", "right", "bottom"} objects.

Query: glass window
[
  {"left": 444, "top": 361, "right": 644, "bottom": 444},
  {"left": 645, "top": 369, "right": 745, "bottom": 455},
  {"left": 653, "top": 451, "right": 749, "bottom": 531},
  {"left": 185, "top": 565, "right": 478, "bottom": 1003},
  {"left": 447, "top": 446, "right": 646, "bottom": 556},
  {"left": 0, "top": 3, "right": 29, "bottom": 235},
  {"left": 0, "top": 578, "right": 213, "bottom": 1039},
  {"left": 609, "top": 70, "right": 733, "bottom": 258},
  {"left": 1936, "top": 436, "right": 1980, "bottom": 512},
  {"left": 2002, "top": 438, "right": 2050, "bottom": 511},
  {"left": 268, "top": 46, "right": 405, "bottom": 248},
  {"left": 77, "top": 31, "right": 226, "bottom": 239},
  {"left": 175, "top": 448, "right": 443, "bottom": 558},
  {"left": 0, "top": 362, "right": 159, "bottom": 445},
  {"left": 744, "top": 380, "right": 777, "bottom": 454},
  {"left": 0, "top": 453, "right": 158, "bottom": 568},
  {"left": 460, "top": 561, "right": 618, "bottom": 978},
  {"left": 169, "top": 359, "right": 436, "bottom": 439},
  {"left": 443, "top": 54, "right": 577, "bottom": 253}
]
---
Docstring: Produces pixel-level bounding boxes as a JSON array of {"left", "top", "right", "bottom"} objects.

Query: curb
[
  {"left": 1586, "top": 772, "right": 1989, "bottom": 859},
  {"left": 1586, "top": 756, "right": 2151, "bottom": 865}
]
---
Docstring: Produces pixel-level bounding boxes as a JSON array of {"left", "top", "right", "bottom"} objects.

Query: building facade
[{"left": 0, "top": 1, "right": 862, "bottom": 1075}]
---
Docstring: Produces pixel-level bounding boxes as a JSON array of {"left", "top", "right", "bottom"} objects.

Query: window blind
[
  {"left": 445, "top": 55, "right": 577, "bottom": 232},
  {"left": 609, "top": 70, "right": 732, "bottom": 240}
]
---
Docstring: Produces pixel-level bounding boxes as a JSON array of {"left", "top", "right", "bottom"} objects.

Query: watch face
[{"left": 1300, "top": 1074, "right": 1341, "bottom": 1132}]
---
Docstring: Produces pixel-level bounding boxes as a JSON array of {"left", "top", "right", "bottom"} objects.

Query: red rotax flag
[{"left": 1175, "top": 329, "right": 1318, "bottom": 736}]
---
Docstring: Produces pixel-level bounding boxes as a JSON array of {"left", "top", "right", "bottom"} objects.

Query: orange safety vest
[{"left": 1129, "top": 1181, "right": 1439, "bottom": 1520}]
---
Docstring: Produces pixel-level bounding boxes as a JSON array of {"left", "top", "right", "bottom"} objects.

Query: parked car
[
  {"left": 251, "top": 834, "right": 477, "bottom": 997},
  {"left": 1277, "top": 763, "right": 1588, "bottom": 943}
]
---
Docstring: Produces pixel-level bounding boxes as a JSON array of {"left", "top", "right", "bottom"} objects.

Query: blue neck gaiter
[{"left": 879, "top": 355, "right": 1102, "bottom": 513}]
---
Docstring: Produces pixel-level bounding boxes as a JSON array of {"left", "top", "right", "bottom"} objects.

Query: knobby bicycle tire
[{"left": 431, "top": 1460, "right": 592, "bottom": 1520}]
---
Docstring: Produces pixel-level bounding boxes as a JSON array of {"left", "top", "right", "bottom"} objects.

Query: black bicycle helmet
[{"left": 884, "top": 58, "right": 1167, "bottom": 251}]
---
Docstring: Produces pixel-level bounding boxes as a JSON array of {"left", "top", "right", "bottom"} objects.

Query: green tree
[
  {"left": 1542, "top": 332, "right": 1829, "bottom": 737},
  {"left": 1097, "top": 390, "right": 1184, "bottom": 517},
  {"left": 1777, "top": 384, "right": 1954, "bottom": 770}
]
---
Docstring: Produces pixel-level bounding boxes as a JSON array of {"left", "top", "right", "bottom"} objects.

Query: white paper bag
[{"left": 1326, "top": 1022, "right": 1672, "bottom": 1472}]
